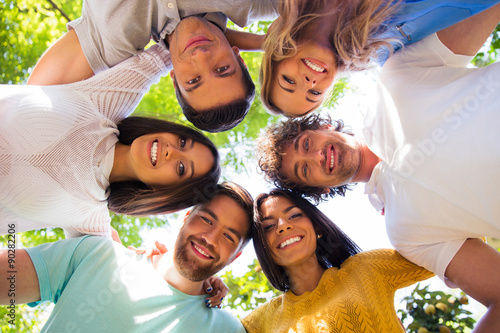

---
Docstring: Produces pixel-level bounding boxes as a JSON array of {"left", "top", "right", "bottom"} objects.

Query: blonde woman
[{"left": 260, "top": 0, "right": 499, "bottom": 117}]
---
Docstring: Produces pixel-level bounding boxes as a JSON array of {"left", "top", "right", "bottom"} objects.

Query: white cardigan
[{"left": 0, "top": 45, "right": 171, "bottom": 237}]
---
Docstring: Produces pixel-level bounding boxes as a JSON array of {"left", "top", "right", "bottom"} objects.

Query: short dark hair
[
  {"left": 108, "top": 116, "right": 221, "bottom": 215},
  {"left": 257, "top": 113, "right": 355, "bottom": 203},
  {"left": 212, "top": 181, "right": 254, "bottom": 248},
  {"left": 253, "top": 189, "right": 361, "bottom": 291},
  {"left": 174, "top": 55, "right": 255, "bottom": 133}
]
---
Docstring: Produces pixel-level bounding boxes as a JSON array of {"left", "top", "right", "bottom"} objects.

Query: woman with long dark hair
[
  {"left": 0, "top": 45, "right": 220, "bottom": 238},
  {"left": 242, "top": 189, "right": 433, "bottom": 332},
  {"left": 260, "top": 0, "right": 499, "bottom": 117}
]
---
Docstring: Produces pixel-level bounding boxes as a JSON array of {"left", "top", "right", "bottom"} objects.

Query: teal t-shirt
[{"left": 26, "top": 236, "right": 245, "bottom": 333}]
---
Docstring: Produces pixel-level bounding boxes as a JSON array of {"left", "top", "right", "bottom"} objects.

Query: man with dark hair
[
  {"left": 0, "top": 182, "right": 254, "bottom": 332},
  {"left": 173, "top": 54, "right": 255, "bottom": 133},
  {"left": 27, "top": 0, "right": 275, "bottom": 132},
  {"left": 257, "top": 7, "right": 500, "bottom": 330}
]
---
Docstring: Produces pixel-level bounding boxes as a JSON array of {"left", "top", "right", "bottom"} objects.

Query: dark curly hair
[{"left": 256, "top": 113, "right": 355, "bottom": 203}]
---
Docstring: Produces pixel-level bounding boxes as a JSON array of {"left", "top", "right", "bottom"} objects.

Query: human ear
[
  {"left": 169, "top": 70, "right": 176, "bottom": 89},
  {"left": 183, "top": 210, "right": 191, "bottom": 224},
  {"left": 232, "top": 47, "right": 247, "bottom": 68},
  {"left": 229, "top": 251, "right": 242, "bottom": 265}
]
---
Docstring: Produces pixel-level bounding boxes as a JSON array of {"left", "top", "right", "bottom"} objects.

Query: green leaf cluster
[
  {"left": 399, "top": 284, "right": 476, "bottom": 333},
  {"left": 221, "top": 259, "right": 281, "bottom": 313},
  {"left": 473, "top": 23, "right": 500, "bottom": 66},
  {"left": 0, "top": 0, "right": 81, "bottom": 84}
]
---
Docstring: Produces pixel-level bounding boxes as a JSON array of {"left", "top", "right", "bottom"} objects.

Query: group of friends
[{"left": 1, "top": 0, "right": 500, "bottom": 332}]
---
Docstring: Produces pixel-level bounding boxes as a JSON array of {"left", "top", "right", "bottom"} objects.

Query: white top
[
  {"left": 363, "top": 34, "right": 500, "bottom": 284},
  {"left": 0, "top": 45, "right": 171, "bottom": 237}
]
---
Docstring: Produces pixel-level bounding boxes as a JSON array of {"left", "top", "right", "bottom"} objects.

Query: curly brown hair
[
  {"left": 256, "top": 113, "right": 355, "bottom": 203},
  {"left": 260, "top": 0, "right": 399, "bottom": 115}
]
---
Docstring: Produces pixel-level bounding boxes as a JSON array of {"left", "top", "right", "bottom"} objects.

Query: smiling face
[
  {"left": 167, "top": 16, "right": 246, "bottom": 111},
  {"left": 280, "top": 127, "right": 362, "bottom": 188},
  {"left": 128, "top": 132, "right": 214, "bottom": 187},
  {"left": 173, "top": 194, "right": 250, "bottom": 281},
  {"left": 259, "top": 196, "right": 318, "bottom": 268},
  {"left": 270, "top": 41, "right": 337, "bottom": 117}
]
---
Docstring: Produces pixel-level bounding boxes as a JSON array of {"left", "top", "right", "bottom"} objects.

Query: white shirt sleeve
[{"left": 71, "top": 45, "right": 172, "bottom": 124}]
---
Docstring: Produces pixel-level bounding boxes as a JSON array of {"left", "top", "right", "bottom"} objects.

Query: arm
[
  {"left": 0, "top": 249, "right": 40, "bottom": 304},
  {"left": 27, "top": 30, "right": 95, "bottom": 85},
  {"left": 224, "top": 28, "right": 266, "bottom": 52},
  {"left": 73, "top": 44, "right": 171, "bottom": 123},
  {"left": 437, "top": 3, "right": 500, "bottom": 56},
  {"left": 369, "top": 249, "right": 435, "bottom": 290},
  {"left": 445, "top": 238, "right": 500, "bottom": 331}
]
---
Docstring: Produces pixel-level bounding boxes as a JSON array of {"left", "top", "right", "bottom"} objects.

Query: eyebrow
[
  {"left": 184, "top": 68, "right": 237, "bottom": 93},
  {"left": 187, "top": 139, "right": 195, "bottom": 179},
  {"left": 201, "top": 207, "right": 242, "bottom": 241},
  {"left": 261, "top": 205, "right": 297, "bottom": 222},
  {"left": 189, "top": 161, "right": 194, "bottom": 179},
  {"left": 292, "top": 134, "right": 304, "bottom": 182}
]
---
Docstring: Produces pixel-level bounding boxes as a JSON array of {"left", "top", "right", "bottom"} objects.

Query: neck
[
  {"left": 109, "top": 142, "right": 133, "bottom": 183},
  {"left": 284, "top": 257, "right": 325, "bottom": 296},
  {"left": 352, "top": 139, "right": 381, "bottom": 183},
  {"left": 153, "top": 253, "right": 206, "bottom": 296},
  {"left": 165, "top": 266, "right": 206, "bottom": 296}
]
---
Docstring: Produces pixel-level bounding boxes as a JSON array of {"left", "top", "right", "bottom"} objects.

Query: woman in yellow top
[{"left": 242, "top": 189, "right": 433, "bottom": 332}]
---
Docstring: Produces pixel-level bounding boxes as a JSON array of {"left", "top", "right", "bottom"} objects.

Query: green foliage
[
  {"left": 110, "top": 212, "right": 174, "bottom": 248},
  {"left": 0, "top": 0, "right": 81, "bottom": 84},
  {"left": 473, "top": 23, "right": 500, "bottom": 66},
  {"left": 399, "top": 284, "right": 476, "bottom": 333},
  {"left": 221, "top": 259, "right": 281, "bottom": 313},
  {"left": 0, "top": 302, "right": 49, "bottom": 333}
]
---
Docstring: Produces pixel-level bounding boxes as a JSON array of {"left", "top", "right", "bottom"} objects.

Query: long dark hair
[
  {"left": 107, "top": 116, "right": 221, "bottom": 215},
  {"left": 253, "top": 189, "right": 361, "bottom": 291}
]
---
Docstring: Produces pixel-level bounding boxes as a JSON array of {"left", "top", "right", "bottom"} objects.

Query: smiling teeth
[
  {"left": 330, "top": 149, "right": 334, "bottom": 170},
  {"left": 279, "top": 236, "right": 302, "bottom": 249},
  {"left": 194, "top": 244, "right": 211, "bottom": 258},
  {"left": 304, "top": 59, "right": 325, "bottom": 73},
  {"left": 151, "top": 141, "right": 158, "bottom": 166}
]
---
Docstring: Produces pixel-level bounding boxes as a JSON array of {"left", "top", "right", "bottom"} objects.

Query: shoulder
[
  {"left": 343, "top": 248, "right": 400, "bottom": 265},
  {"left": 342, "top": 249, "right": 428, "bottom": 274},
  {"left": 343, "top": 249, "right": 434, "bottom": 286},
  {"left": 214, "top": 309, "right": 245, "bottom": 332},
  {"left": 241, "top": 295, "right": 283, "bottom": 331},
  {"left": 384, "top": 33, "right": 472, "bottom": 73}
]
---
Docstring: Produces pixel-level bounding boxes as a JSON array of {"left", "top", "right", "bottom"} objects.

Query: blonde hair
[{"left": 260, "top": 0, "right": 398, "bottom": 114}]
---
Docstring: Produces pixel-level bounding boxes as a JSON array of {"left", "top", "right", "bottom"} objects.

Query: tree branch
[{"left": 46, "top": 0, "right": 71, "bottom": 22}]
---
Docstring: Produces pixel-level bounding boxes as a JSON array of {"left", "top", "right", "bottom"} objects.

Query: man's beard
[{"left": 173, "top": 234, "right": 225, "bottom": 282}]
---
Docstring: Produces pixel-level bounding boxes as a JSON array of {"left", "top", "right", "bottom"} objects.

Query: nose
[
  {"left": 304, "top": 75, "right": 317, "bottom": 87},
  {"left": 277, "top": 218, "right": 292, "bottom": 234},
  {"left": 308, "top": 149, "right": 324, "bottom": 166},
  {"left": 201, "top": 228, "right": 219, "bottom": 249},
  {"left": 191, "top": 47, "right": 211, "bottom": 60},
  {"left": 164, "top": 144, "right": 181, "bottom": 160}
]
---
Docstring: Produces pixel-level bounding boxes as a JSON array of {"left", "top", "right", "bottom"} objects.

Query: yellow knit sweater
[{"left": 241, "top": 249, "right": 434, "bottom": 333}]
